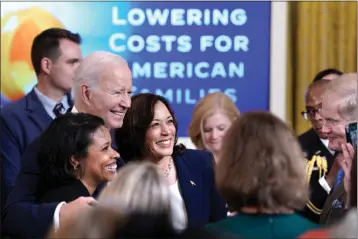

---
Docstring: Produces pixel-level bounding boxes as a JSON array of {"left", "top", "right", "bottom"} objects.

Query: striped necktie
[{"left": 53, "top": 103, "right": 64, "bottom": 118}]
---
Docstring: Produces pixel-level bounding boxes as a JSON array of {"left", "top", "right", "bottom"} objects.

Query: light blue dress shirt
[{"left": 33, "top": 87, "right": 70, "bottom": 119}]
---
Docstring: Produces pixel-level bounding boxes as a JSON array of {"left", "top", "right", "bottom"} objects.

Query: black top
[{"left": 40, "top": 179, "right": 90, "bottom": 203}]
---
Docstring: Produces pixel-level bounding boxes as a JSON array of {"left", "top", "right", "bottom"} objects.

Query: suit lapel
[
  {"left": 26, "top": 89, "right": 52, "bottom": 132},
  {"left": 174, "top": 153, "right": 203, "bottom": 227}
]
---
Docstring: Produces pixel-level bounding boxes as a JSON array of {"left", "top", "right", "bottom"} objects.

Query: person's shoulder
[
  {"left": 298, "top": 128, "right": 317, "bottom": 145},
  {"left": 1, "top": 97, "right": 27, "bottom": 116},
  {"left": 180, "top": 149, "right": 213, "bottom": 165},
  {"left": 298, "top": 128, "right": 322, "bottom": 156},
  {"left": 206, "top": 217, "right": 230, "bottom": 230},
  {"left": 182, "top": 148, "right": 212, "bottom": 158},
  {"left": 291, "top": 213, "right": 320, "bottom": 228},
  {"left": 298, "top": 128, "right": 315, "bottom": 140},
  {"left": 40, "top": 179, "right": 89, "bottom": 203},
  {"left": 205, "top": 216, "right": 243, "bottom": 237}
]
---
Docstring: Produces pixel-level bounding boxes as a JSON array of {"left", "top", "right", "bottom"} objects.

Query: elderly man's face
[
  {"left": 321, "top": 98, "right": 347, "bottom": 152},
  {"left": 88, "top": 65, "right": 132, "bottom": 129}
]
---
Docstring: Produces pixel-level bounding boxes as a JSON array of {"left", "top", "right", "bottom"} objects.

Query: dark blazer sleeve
[
  {"left": 204, "top": 153, "right": 227, "bottom": 222},
  {"left": 0, "top": 109, "right": 24, "bottom": 208},
  {"left": 320, "top": 182, "right": 347, "bottom": 225},
  {"left": 40, "top": 180, "right": 90, "bottom": 203},
  {"left": 300, "top": 178, "right": 329, "bottom": 223},
  {"left": 1, "top": 138, "right": 58, "bottom": 238}
]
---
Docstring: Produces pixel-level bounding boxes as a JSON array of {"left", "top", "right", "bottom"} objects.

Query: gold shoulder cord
[
  {"left": 305, "top": 155, "right": 316, "bottom": 185},
  {"left": 305, "top": 154, "right": 326, "bottom": 215}
]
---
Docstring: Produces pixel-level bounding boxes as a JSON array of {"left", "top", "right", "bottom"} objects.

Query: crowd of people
[{"left": 1, "top": 28, "right": 356, "bottom": 239}]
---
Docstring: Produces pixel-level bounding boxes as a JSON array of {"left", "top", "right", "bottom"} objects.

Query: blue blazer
[
  {"left": 173, "top": 149, "right": 227, "bottom": 228},
  {"left": 0, "top": 89, "right": 53, "bottom": 209}
]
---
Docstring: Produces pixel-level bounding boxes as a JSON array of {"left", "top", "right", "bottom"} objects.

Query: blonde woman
[
  {"left": 98, "top": 161, "right": 172, "bottom": 222},
  {"left": 207, "top": 111, "right": 319, "bottom": 239},
  {"left": 47, "top": 161, "right": 175, "bottom": 238},
  {"left": 188, "top": 92, "right": 240, "bottom": 162}
]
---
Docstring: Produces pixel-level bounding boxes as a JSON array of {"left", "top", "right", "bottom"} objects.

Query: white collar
[
  {"left": 320, "top": 138, "right": 334, "bottom": 155},
  {"left": 71, "top": 106, "right": 79, "bottom": 113}
]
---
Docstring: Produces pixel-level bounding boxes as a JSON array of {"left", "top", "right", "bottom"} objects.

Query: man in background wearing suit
[
  {"left": 319, "top": 73, "right": 356, "bottom": 224},
  {"left": 0, "top": 28, "right": 82, "bottom": 209},
  {"left": 298, "top": 69, "right": 343, "bottom": 223},
  {"left": 1, "top": 51, "right": 132, "bottom": 238}
]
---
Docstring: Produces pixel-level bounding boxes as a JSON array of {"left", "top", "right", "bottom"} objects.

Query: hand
[
  {"left": 59, "top": 196, "right": 97, "bottom": 228},
  {"left": 340, "top": 143, "right": 354, "bottom": 204}
]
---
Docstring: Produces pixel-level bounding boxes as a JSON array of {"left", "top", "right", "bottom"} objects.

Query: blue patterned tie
[
  {"left": 332, "top": 168, "right": 344, "bottom": 208},
  {"left": 53, "top": 103, "right": 64, "bottom": 118},
  {"left": 334, "top": 168, "right": 345, "bottom": 189}
]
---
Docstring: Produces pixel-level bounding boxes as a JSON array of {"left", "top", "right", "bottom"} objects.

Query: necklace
[{"left": 161, "top": 157, "right": 173, "bottom": 179}]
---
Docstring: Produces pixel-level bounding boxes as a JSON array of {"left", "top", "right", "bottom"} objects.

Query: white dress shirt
[{"left": 318, "top": 138, "right": 335, "bottom": 194}]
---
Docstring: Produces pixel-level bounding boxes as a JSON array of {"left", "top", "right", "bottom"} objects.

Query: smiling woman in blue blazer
[{"left": 115, "top": 93, "right": 227, "bottom": 231}]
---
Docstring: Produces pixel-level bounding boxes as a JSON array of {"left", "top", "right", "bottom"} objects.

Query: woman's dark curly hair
[
  {"left": 37, "top": 113, "right": 105, "bottom": 196},
  {"left": 115, "top": 93, "right": 186, "bottom": 163}
]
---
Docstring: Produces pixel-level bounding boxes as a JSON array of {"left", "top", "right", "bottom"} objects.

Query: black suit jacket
[
  {"left": 320, "top": 181, "right": 347, "bottom": 225},
  {"left": 40, "top": 179, "right": 90, "bottom": 203},
  {"left": 297, "top": 128, "right": 335, "bottom": 223},
  {"left": 1, "top": 89, "right": 72, "bottom": 210},
  {"left": 1, "top": 89, "right": 52, "bottom": 210}
]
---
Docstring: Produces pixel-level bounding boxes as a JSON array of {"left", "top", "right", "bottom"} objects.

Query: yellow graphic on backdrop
[{"left": 1, "top": 7, "right": 64, "bottom": 101}]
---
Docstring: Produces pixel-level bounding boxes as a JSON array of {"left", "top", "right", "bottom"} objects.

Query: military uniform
[{"left": 298, "top": 128, "right": 335, "bottom": 223}]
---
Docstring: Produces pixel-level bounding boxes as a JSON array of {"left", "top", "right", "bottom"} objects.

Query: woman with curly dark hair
[{"left": 36, "top": 113, "right": 119, "bottom": 203}]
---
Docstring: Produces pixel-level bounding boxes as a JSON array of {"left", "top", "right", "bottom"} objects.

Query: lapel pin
[{"left": 190, "top": 180, "right": 196, "bottom": 186}]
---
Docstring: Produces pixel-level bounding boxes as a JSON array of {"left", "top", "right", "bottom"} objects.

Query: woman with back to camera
[
  {"left": 188, "top": 92, "right": 240, "bottom": 163},
  {"left": 206, "top": 111, "right": 319, "bottom": 239},
  {"left": 36, "top": 113, "right": 119, "bottom": 203},
  {"left": 115, "top": 93, "right": 227, "bottom": 231},
  {"left": 98, "top": 161, "right": 174, "bottom": 224}
]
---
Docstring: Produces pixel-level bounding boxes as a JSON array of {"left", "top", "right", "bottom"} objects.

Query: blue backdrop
[
  {"left": 1, "top": 1, "right": 271, "bottom": 136},
  {"left": 122, "top": 2, "right": 271, "bottom": 136}
]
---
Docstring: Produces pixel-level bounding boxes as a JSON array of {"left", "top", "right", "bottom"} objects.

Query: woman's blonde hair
[
  {"left": 97, "top": 161, "right": 172, "bottom": 219},
  {"left": 216, "top": 111, "right": 308, "bottom": 212},
  {"left": 48, "top": 205, "right": 128, "bottom": 238},
  {"left": 188, "top": 92, "right": 240, "bottom": 150}
]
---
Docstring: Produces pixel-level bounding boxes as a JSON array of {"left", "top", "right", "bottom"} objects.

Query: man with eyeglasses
[
  {"left": 319, "top": 73, "right": 356, "bottom": 225},
  {"left": 298, "top": 69, "right": 343, "bottom": 223}
]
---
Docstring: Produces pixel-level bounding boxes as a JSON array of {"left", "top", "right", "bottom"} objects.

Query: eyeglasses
[{"left": 301, "top": 108, "right": 322, "bottom": 120}]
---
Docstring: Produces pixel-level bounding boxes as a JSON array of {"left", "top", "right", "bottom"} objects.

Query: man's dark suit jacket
[
  {"left": 0, "top": 89, "right": 53, "bottom": 210},
  {"left": 320, "top": 182, "right": 347, "bottom": 225},
  {"left": 298, "top": 128, "right": 335, "bottom": 223},
  {"left": 172, "top": 149, "right": 227, "bottom": 228}
]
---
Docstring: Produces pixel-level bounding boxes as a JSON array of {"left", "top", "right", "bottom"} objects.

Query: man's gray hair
[
  {"left": 72, "top": 51, "right": 128, "bottom": 97},
  {"left": 324, "top": 73, "right": 357, "bottom": 121}
]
